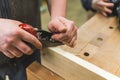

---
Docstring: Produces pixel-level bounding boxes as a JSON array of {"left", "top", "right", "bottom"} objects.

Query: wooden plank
[
  {"left": 27, "top": 62, "right": 64, "bottom": 80},
  {"left": 62, "top": 13, "right": 120, "bottom": 77},
  {"left": 60, "top": 13, "right": 120, "bottom": 75},
  {"left": 41, "top": 47, "right": 120, "bottom": 80},
  {"left": 41, "top": 47, "right": 105, "bottom": 80},
  {"left": 27, "top": 69, "right": 41, "bottom": 80},
  {"left": 60, "top": 13, "right": 117, "bottom": 55},
  {"left": 41, "top": 13, "right": 120, "bottom": 80},
  {"left": 87, "top": 28, "right": 120, "bottom": 77}
]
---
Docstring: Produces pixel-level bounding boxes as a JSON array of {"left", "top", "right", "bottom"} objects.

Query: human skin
[
  {"left": 0, "top": 19, "right": 42, "bottom": 58},
  {"left": 0, "top": 0, "right": 77, "bottom": 58},
  {"left": 48, "top": 0, "right": 77, "bottom": 47},
  {"left": 92, "top": 0, "right": 114, "bottom": 16}
]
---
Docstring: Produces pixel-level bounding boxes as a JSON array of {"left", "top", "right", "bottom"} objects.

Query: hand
[
  {"left": 0, "top": 19, "right": 42, "bottom": 58},
  {"left": 92, "top": 0, "right": 114, "bottom": 16},
  {"left": 48, "top": 17, "right": 77, "bottom": 47}
]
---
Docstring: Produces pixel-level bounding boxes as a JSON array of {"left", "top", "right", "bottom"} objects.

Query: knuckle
[
  {"left": 70, "top": 21, "right": 75, "bottom": 25},
  {"left": 16, "top": 53, "right": 23, "bottom": 58},
  {"left": 6, "top": 37, "right": 14, "bottom": 43},
  {"left": 67, "top": 34, "right": 71, "bottom": 38},
  {"left": 23, "top": 48, "right": 29, "bottom": 53},
  {"left": 12, "top": 30, "right": 20, "bottom": 36},
  {"left": 3, "top": 44, "right": 9, "bottom": 49},
  {"left": 8, "top": 55, "right": 14, "bottom": 58},
  {"left": 64, "top": 34, "right": 68, "bottom": 38},
  {"left": 23, "top": 48, "right": 33, "bottom": 54},
  {"left": 4, "top": 52, "right": 14, "bottom": 58}
]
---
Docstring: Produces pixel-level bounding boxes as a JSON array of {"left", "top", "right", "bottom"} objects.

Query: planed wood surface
[
  {"left": 41, "top": 14, "right": 120, "bottom": 80},
  {"left": 60, "top": 14, "right": 120, "bottom": 77},
  {"left": 27, "top": 62, "right": 64, "bottom": 80},
  {"left": 42, "top": 47, "right": 108, "bottom": 80},
  {"left": 27, "top": 69, "right": 40, "bottom": 80}
]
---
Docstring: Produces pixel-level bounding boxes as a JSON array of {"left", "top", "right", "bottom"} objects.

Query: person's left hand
[
  {"left": 92, "top": 0, "right": 114, "bottom": 16},
  {"left": 48, "top": 17, "right": 77, "bottom": 47}
]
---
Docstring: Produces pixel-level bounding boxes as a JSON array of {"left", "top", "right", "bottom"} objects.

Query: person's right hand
[
  {"left": 0, "top": 19, "right": 42, "bottom": 58},
  {"left": 48, "top": 17, "right": 77, "bottom": 48},
  {"left": 92, "top": 0, "right": 114, "bottom": 16}
]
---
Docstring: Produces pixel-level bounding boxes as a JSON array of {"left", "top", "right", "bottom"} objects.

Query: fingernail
[
  {"left": 62, "top": 27, "right": 67, "bottom": 33},
  {"left": 36, "top": 42, "right": 42, "bottom": 49},
  {"left": 72, "top": 41, "right": 77, "bottom": 48},
  {"left": 38, "top": 44, "right": 42, "bottom": 49},
  {"left": 17, "top": 53, "right": 23, "bottom": 58},
  {"left": 28, "top": 49, "right": 33, "bottom": 55}
]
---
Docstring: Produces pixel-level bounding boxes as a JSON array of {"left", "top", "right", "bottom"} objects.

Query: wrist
[
  {"left": 91, "top": 0, "right": 97, "bottom": 12},
  {"left": 51, "top": 15, "right": 65, "bottom": 20}
]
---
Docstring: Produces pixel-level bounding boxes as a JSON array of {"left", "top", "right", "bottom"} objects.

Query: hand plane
[{"left": 19, "top": 23, "right": 63, "bottom": 48}]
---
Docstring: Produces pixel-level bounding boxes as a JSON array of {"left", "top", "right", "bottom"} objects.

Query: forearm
[
  {"left": 50, "top": 0, "right": 66, "bottom": 19},
  {"left": 48, "top": 0, "right": 77, "bottom": 47},
  {"left": 46, "top": 0, "right": 51, "bottom": 14}
]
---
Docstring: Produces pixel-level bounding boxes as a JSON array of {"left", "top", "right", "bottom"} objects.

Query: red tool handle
[{"left": 19, "top": 23, "right": 37, "bottom": 37}]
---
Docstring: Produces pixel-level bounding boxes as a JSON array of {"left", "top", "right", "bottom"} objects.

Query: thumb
[{"left": 56, "top": 26, "right": 67, "bottom": 33}]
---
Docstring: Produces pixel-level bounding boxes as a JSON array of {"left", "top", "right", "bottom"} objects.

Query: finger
[
  {"left": 104, "top": 7, "right": 112, "bottom": 13},
  {"left": 59, "top": 17, "right": 77, "bottom": 35},
  {"left": 60, "top": 26, "right": 77, "bottom": 43},
  {"left": 51, "top": 33, "right": 64, "bottom": 41},
  {"left": 100, "top": 11, "right": 107, "bottom": 17},
  {"left": 58, "top": 17, "right": 76, "bottom": 35},
  {"left": 69, "top": 36, "right": 77, "bottom": 47},
  {"left": 101, "top": 11, "right": 107, "bottom": 16},
  {"left": 12, "top": 39, "right": 33, "bottom": 55},
  {"left": 52, "top": 32, "right": 73, "bottom": 43},
  {"left": 7, "top": 46, "right": 23, "bottom": 57},
  {"left": 66, "top": 24, "right": 77, "bottom": 42},
  {"left": 103, "top": 0, "right": 109, "bottom": 2},
  {"left": 52, "top": 24, "right": 77, "bottom": 42},
  {"left": 2, "top": 50, "right": 14, "bottom": 58},
  {"left": 0, "top": 43, "right": 15, "bottom": 58},
  {"left": 100, "top": 2, "right": 114, "bottom": 7},
  {"left": 19, "top": 29, "right": 42, "bottom": 49},
  {"left": 48, "top": 19, "right": 67, "bottom": 33},
  {"left": 64, "top": 28, "right": 77, "bottom": 47}
]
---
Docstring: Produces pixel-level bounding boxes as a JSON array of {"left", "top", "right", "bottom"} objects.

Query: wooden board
[
  {"left": 41, "top": 14, "right": 120, "bottom": 80},
  {"left": 27, "top": 62, "right": 64, "bottom": 80},
  {"left": 27, "top": 69, "right": 41, "bottom": 80}
]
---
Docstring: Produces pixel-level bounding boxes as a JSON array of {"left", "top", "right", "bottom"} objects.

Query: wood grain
[
  {"left": 28, "top": 13, "right": 120, "bottom": 80},
  {"left": 27, "top": 62, "right": 64, "bottom": 80},
  {"left": 41, "top": 13, "right": 120, "bottom": 80}
]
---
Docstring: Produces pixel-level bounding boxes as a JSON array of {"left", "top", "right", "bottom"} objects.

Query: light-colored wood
[
  {"left": 27, "top": 69, "right": 41, "bottom": 80},
  {"left": 27, "top": 62, "right": 64, "bottom": 80},
  {"left": 60, "top": 14, "right": 120, "bottom": 76},
  {"left": 41, "top": 14, "right": 120, "bottom": 80},
  {"left": 42, "top": 47, "right": 106, "bottom": 80},
  {"left": 41, "top": 47, "right": 120, "bottom": 80}
]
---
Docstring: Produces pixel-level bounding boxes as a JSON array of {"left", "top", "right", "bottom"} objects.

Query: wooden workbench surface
[
  {"left": 60, "top": 13, "right": 120, "bottom": 77},
  {"left": 41, "top": 14, "right": 120, "bottom": 80},
  {"left": 27, "top": 62, "right": 64, "bottom": 80},
  {"left": 27, "top": 14, "right": 120, "bottom": 80}
]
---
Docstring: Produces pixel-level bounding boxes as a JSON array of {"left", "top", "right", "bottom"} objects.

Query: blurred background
[{"left": 40, "top": 0, "right": 88, "bottom": 30}]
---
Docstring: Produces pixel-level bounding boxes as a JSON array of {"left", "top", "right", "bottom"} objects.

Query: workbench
[{"left": 27, "top": 14, "right": 120, "bottom": 80}]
